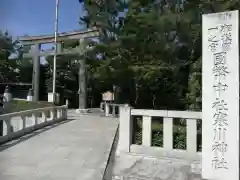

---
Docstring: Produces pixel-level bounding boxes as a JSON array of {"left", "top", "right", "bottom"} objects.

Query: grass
[{"left": 1, "top": 100, "right": 55, "bottom": 114}]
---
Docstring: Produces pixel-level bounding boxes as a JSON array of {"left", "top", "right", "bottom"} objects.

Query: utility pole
[{"left": 52, "top": 0, "right": 59, "bottom": 103}]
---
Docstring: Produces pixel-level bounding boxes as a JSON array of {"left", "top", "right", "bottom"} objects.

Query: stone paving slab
[
  {"left": 0, "top": 110, "right": 118, "bottom": 180},
  {"left": 112, "top": 153, "right": 203, "bottom": 180}
]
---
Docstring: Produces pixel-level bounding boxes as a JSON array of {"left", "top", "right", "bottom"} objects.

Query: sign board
[
  {"left": 102, "top": 91, "right": 114, "bottom": 101},
  {"left": 202, "top": 10, "right": 239, "bottom": 180}
]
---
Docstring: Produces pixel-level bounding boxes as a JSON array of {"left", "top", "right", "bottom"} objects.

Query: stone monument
[{"left": 202, "top": 10, "right": 239, "bottom": 180}]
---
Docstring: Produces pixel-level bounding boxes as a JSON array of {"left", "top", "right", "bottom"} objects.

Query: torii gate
[{"left": 18, "top": 28, "right": 99, "bottom": 112}]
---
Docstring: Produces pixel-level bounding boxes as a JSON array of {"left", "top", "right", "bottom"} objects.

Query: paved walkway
[
  {"left": 0, "top": 110, "right": 118, "bottom": 180},
  {"left": 112, "top": 153, "right": 203, "bottom": 180}
]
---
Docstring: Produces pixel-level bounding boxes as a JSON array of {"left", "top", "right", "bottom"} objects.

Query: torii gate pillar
[{"left": 32, "top": 43, "right": 41, "bottom": 101}]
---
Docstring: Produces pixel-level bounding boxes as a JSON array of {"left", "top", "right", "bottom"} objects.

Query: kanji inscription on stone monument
[{"left": 202, "top": 10, "right": 239, "bottom": 180}]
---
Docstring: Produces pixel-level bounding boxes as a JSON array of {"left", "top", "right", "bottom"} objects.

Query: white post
[
  {"left": 117, "top": 106, "right": 132, "bottom": 153},
  {"left": 32, "top": 113, "right": 37, "bottom": 126},
  {"left": 48, "top": 92, "right": 54, "bottom": 103},
  {"left": 64, "top": 107, "right": 67, "bottom": 119},
  {"left": 20, "top": 116, "right": 26, "bottom": 130},
  {"left": 65, "top": 99, "right": 69, "bottom": 107},
  {"left": 142, "top": 116, "right": 152, "bottom": 147},
  {"left": 41, "top": 112, "right": 47, "bottom": 122},
  {"left": 100, "top": 102, "right": 104, "bottom": 112},
  {"left": 105, "top": 102, "right": 110, "bottom": 116},
  {"left": 52, "top": 0, "right": 59, "bottom": 103},
  {"left": 163, "top": 117, "right": 173, "bottom": 150},
  {"left": 50, "top": 110, "right": 55, "bottom": 120},
  {"left": 112, "top": 104, "right": 116, "bottom": 117},
  {"left": 55, "top": 93, "right": 60, "bottom": 104},
  {"left": 57, "top": 109, "right": 61, "bottom": 118},
  {"left": 186, "top": 119, "right": 197, "bottom": 154}
]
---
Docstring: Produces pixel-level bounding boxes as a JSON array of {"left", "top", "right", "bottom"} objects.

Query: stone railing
[
  {"left": 117, "top": 106, "right": 202, "bottom": 160},
  {"left": 103, "top": 102, "right": 126, "bottom": 117},
  {"left": 0, "top": 105, "right": 67, "bottom": 144}
]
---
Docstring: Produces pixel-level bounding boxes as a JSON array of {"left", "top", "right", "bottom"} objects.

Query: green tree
[{"left": 0, "top": 31, "right": 20, "bottom": 83}]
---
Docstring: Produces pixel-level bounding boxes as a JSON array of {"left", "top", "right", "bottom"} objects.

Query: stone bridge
[{"left": 0, "top": 103, "right": 203, "bottom": 180}]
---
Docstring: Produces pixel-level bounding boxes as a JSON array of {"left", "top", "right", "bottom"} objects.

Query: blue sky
[{"left": 1, "top": 0, "right": 85, "bottom": 38}]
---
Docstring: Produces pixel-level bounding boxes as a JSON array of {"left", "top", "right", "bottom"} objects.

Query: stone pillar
[
  {"left": 76, "top": 58, "right": 89, "bottom": 113},
  {"left": 32, "top": 43, "right": 41, "bottom": 101},
  {"left": 117, "top": 105, "right": 132, "bottom": 154},
  {"left": 76, "top": 39, "right": 89, "bottom": 113}
]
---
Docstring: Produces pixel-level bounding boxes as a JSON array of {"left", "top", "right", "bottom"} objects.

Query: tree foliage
[
  {"left": 0, "top": 31, "right": 20, "bottom": 83},
  {"left": 1, "top": 0, "right": 240, "bottom": 109},
  {"left": 79, "top": 0, "right": 240, "bottom": 110}
]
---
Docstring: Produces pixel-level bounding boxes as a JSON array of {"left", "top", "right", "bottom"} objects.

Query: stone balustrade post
[
  {"left": 100, "top": 102, "right": 104, "bottom": 112},
  {"left": 55, "top": 93, "right": 60, "bottom": 105},
  {"left": 117, "top": 105, "right": 132, "bottom": 153},
  {"left": 112, "top": 104, "right": 116, "bottom": 117},
  {"left": 142, "top": 115, "right": 152, "bottom": 147},
  {"left": 63, "top": 108, "right": 67, "bottom": 119},
  {"left": 50, "top": 109, "right": 55, "bottom": 120},
  {"left": 32, "top": 113, "right": 37, "bottom": 127},
  {"left": 65, "top": 99, "right": 69, "bottom": 107},
  {"left": 41, "top": 112, "right": 47, "bottom": 122},
  {"left": 57, "top": 109, "right": 61, "bottom": 118},
  {"left": 105, "top": 102, "right": 110, "bottom": 116}
]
